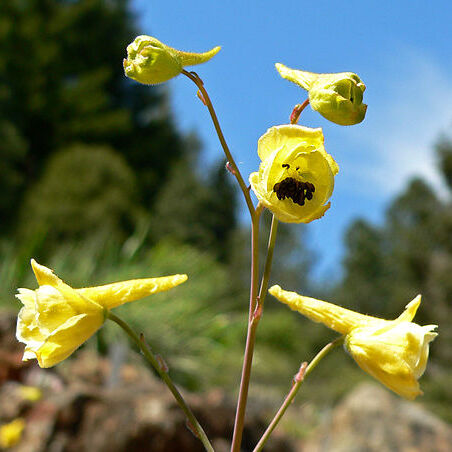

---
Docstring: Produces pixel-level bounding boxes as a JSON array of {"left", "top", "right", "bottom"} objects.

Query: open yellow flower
[
  {"left": 249, "top": 124, "right": 338, "bottom": 223},
  {"left": 269, "top": 285, "right": 438, "bottom": 400},
  {"left": 124, "top": 35, "right": 221, "bottom": 85},
  {"left": 275, "top": 63, "right": 367, "bottom": 126},
  {"left": 16, "top": 260, "right": 187, "bottom": 368},
  {"left": 0, "top": 418, "right": 25, "bottom": 448}
]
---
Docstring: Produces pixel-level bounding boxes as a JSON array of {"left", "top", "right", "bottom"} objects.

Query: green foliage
[
  {"left": 151, "top": 157, "right": 238, "bottom": 261},
  {"left": 0, "top": 0, "right": 186, "bottom": 230},
  {"left": 0, "top": 0, "right": 134, "bottom": 156},
  {"left": 18, "top": 144, "right": 141, "bottom": 251},
  {"left": 437, "top": 138, "right": 452, "bottom": 190},
  {"left": 0, "top": 0, "right": 245, "bottom": 281},
  {"left": 341, "top": 219, "right": 396, "bottom": 315},
  {"left": 0, "top": 121, "right": 27, "bottom": 232}
]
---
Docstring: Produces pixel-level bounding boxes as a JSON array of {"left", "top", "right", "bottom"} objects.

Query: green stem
[
  {"left": 252, "top": 337, "right": 344, "bottom": 452},
  {"left": 231, "top": 204, "right": 263, "bottom": 452},
  {"left": 258, "top": 215, "right": 279, "bottom": 305},
  {"left": 107, "top": 311, "right": 214, "bottom": 452},
  {"left": 182, "top": 69, "right": 255, "bottom": 217}
]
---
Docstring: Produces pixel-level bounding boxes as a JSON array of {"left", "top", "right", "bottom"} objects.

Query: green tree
[
  {"left": 0, "top": 0, "right": 185, "bottom": 231},
  {"left": 18, "top": 144, "right": 140, "bottom": 251},
  {"left": 151, "top": 157, "right": 238, "bottom": 261},
  {"left": 437, "top": 138, "right": 452, "bottom": 190},
  {"left": 0, "top": 121, "right": 27, "bottom": 229},
  {"left": 340, "top": 219, "right": 393, "bottom": 314}
]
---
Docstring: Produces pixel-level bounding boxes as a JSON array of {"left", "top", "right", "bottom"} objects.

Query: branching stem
[
  {"left": 253, "top": 336, "right": 344, "bottom": 452},
  {"left": 231, "top": 210, "right": 280, "bottom": 452}
]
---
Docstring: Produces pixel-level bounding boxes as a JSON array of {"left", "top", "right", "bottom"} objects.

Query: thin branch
[
  {"left": 107, "top": 311, "right": 214, "bottom": 452},
  {"left": 182, "top": 69, "right": 255, "bottom": 218},
  {"left": 253, "top": 337, "right": 344, "bottom": 452},
  {"left": 258, "top": 215, "right": 279, "bottom": 304},
  {"left": 290, "top": 98, "right": 310, "bottom": 124}
]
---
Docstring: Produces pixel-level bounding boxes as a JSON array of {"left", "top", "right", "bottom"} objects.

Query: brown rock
[{"left": 302, "top": 383, "right": 452, "bottom": 452}]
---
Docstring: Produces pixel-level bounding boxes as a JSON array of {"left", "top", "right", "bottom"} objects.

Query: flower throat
[{"left": 273, "top": 164, "right": 315, "bottom": 206}]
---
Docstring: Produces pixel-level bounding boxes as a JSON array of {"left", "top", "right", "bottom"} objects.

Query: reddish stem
[{"left": 290, "top": 98, "right": 310, "bottom": 124}]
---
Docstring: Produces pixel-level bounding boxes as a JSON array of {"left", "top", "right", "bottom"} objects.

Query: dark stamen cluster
[{"left": 273, "top": 177, "right": 315, "bottom": 206}]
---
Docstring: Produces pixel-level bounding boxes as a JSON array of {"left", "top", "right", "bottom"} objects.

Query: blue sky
[{"left": 132, "top": 0, "right": 452, "bottom": 281}]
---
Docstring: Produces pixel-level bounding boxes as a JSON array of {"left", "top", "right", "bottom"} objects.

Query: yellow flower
[
  {"left": 0, "top": 418, "right": 25, "bottom": 448},
  {"left": 124, "top": 35, "right": 221, "bottom": 85},
  {"left": 269, "top": 285, "right": 438, "bottom": 400},
  {"left": 16, "top": 260, "right": 187, "bottom": 368},
  {"left": 249, "top": 124, "right": 338, "bottom": 223},
  {"left": 18, "top": 385, "right": 42, "bottom": 402},
  {"left": 275, "top": 63, "right": 367, "bottom": 126}
]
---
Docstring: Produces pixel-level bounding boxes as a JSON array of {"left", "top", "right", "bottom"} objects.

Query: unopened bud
[
  {"left": 124, "top": 35, "right": 220, "bottom": 85},
  {"left": 276, "top": 63, "right": 367, "bottom": 126}
]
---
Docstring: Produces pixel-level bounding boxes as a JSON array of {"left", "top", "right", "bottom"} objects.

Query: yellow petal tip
[
  {"left": 396, "top": 294, "right": 422, "bottom": 322},
  {"left": 30, "top": 259, "right": 59, "bottom": 286}
]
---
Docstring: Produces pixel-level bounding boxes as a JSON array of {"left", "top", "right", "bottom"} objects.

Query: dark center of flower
[{"left": 273, "top": 177, "right": 315, "bottom": 206}]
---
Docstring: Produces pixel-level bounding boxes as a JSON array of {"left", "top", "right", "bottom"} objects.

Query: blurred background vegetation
[{"left": 1, "top": 0, "right": 451, "bottom": 424}]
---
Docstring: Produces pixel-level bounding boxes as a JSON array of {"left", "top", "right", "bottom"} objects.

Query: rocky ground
[
  {"left": 301, "top": 383, "right": 452, "bottom": 452},
  {"left": 1, "top": 311, "right": 451, "bottom": 451}
]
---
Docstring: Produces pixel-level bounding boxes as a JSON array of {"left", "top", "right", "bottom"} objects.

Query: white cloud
[{"left": 345, "top": 48, "right": 452, "bottom": 198}]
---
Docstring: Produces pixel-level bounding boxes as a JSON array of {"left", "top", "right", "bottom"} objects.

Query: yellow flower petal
[
  {"left": 250, "top": 125, "right": 338, "bottom": 223},
  {"left": 33, "top": 313, "right": 103, "bottom": 368},
  {"left": 269, "top": 285, "right": 371, "bottom": 334},
  {"left": 124, "top": 35, "right": 220, "bottom": 85},
  {"left": 346, "top": 321, "right": 437, "bottom": 399},
  {"left": 395, "top": 295, "right": 421, "bottom": 322},
  {"left": 77, "top": 274, "right": 188, "bottom": 309},
  {"left": 0, "top": 418, "right": 25, "bottom": 448},
  {"left": 275, "top": 63, "right": 367, "bottom": 126},
  {"left": 18, "top": 385, "right": 42, "bottom": 402},
  {"left": 269, "top": 285, "right": 438, "bottom": 399},
  {"left": 16, "top": 260, "right": 188, "bottom": 368}
]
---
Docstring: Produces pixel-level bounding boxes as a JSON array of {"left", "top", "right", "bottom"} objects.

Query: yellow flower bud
[
  {"left": 124, "top": 35, "right": 221, "bottom": 85},
  {"left": 0, "top": 418, "right": 25, "bottom": 448},
  {"left": 16, "top": 260, "right": 187, "bottom": 368},
  {"left": 269, "top": 285, "right": 437, "bottom": 399},
  {"left": 275, "top": 63, "right": 367, "bottom": 126},
  {"left": 249, "top": 124, "right": 338, "bottom": 223}
]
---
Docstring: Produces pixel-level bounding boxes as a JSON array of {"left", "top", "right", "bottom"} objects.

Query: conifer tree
[{"left": 0, "top": 0, "right": 185, "bottom": 231}]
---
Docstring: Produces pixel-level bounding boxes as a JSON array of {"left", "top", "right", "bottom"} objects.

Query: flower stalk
[
  {"left": 290, "top": 99, "right": 309, "bottom": 124},
  {"left": 253, "top": 337, "right": 344, "bottom": 452},
  {"left": 231, "top": 210, "right": 279, "bottom": 452},
  {"left": 231, "top": 203, "right": 262, "bottom": 452},
  {"left": 182, "top": 69, "right": 255, "bottom": 217},
  {"left": 258, "top": 215, "right": 279, "bottom": 304},
  {"left": 107, "top": 311, "right": 214, "bottom": 452}
]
